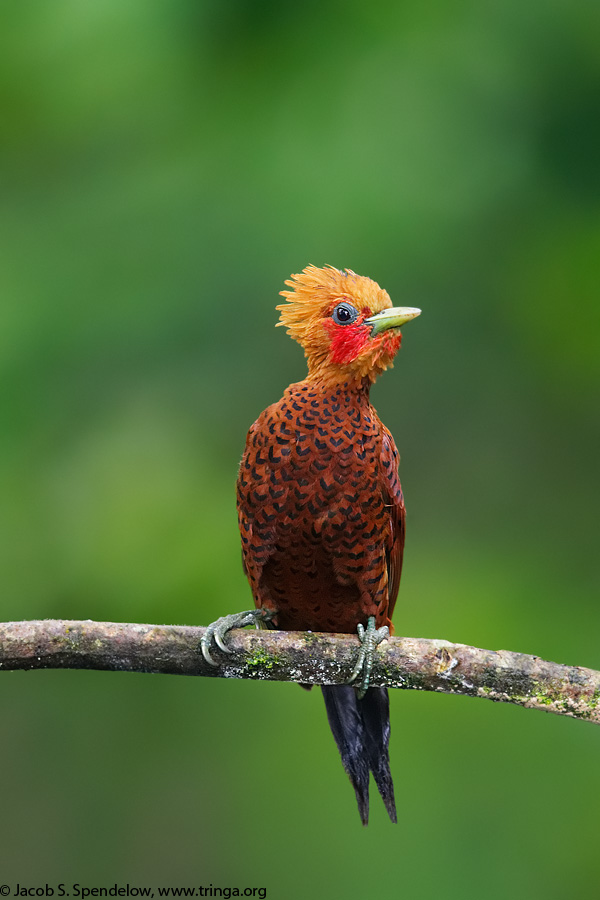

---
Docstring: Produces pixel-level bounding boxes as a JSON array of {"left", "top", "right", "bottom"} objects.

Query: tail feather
[
  {"left": 321, "top": 684, "right": 370, "bottom": 824},
  {"left": 360, "top": 686, "right": 397, "bottom": 823},
  {"left": 321, "top": 685, "right": 396, "bottom": 825}
]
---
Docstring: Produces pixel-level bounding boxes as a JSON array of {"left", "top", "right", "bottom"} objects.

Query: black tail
[{"left": 321, "top": 685, "right": 397, "bottom": 826}]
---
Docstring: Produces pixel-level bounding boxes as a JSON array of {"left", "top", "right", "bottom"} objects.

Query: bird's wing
[
  {"left": 379, "top": 426, "right": 406, "bottom": 625},
  {"left": 236, "top": 408, "right": 276, "bottom": 602}
]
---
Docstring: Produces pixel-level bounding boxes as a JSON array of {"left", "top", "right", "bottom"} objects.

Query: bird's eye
[{"left": 332, "top": 302, "right": 359, "bottom": 326}]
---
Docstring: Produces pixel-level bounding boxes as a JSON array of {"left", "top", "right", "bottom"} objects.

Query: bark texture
[{"left": 1, "top": 619, "right": 599, "bottom": 724}]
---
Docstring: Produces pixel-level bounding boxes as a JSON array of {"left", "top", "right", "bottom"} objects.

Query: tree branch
[{"left": 1, "top": 619, "right": 599, "bottom": 724}]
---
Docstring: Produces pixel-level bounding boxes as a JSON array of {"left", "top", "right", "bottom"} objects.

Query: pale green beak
[{"left": 364, "top": 306, "right": 421, "bottom": 336}]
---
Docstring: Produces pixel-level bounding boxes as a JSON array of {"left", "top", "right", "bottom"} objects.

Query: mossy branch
[{"left": 1, "top": 619, "right": 599, "bottom": 723}]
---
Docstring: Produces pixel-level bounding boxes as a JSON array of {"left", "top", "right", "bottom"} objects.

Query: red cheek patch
[
  {"left": 383, "top": 332, "right": 402, "bottom": 355},
  {"left": 324, "top": 319, "right": 372, "bottom": 365}
]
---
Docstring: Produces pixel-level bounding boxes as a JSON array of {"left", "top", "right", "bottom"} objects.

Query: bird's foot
[
  {"left": 347, "top": 616, "right": 389, "bottom": 700},
  {"left": 200, "top": 608, "right": 276, "bottom": 666}
]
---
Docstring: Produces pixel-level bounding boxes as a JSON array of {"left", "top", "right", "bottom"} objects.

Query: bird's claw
[
  {"left": 347, "top": 616, "right": 390, "bottom": 699},
  {"left": 200, "top": 608, "right": 276, "bottom": 666}
]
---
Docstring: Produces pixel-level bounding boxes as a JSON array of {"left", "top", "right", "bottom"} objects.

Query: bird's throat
[{"left": 304, "top": 370, "right": 373, "bottom": 399}]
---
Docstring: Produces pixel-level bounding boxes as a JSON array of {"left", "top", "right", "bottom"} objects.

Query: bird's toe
[
  {"left": 348, "top": 616, "right": 390, "bottom": 699},
  {"left": 200, "top": 608, "right": 276, "bottom": 666}
]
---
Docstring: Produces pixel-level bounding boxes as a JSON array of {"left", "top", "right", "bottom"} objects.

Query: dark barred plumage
[{"left": 237, "top": 380, "right": 405, "bottom": 637}]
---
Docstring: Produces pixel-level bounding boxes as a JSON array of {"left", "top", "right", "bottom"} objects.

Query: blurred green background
[{"left": 1, "top": 0, "right": 599, "bottom": 896}]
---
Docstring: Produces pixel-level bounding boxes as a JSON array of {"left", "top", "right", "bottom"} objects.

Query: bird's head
[{"left": 277, "top": 265, "right": 420, "bottom": 387}]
